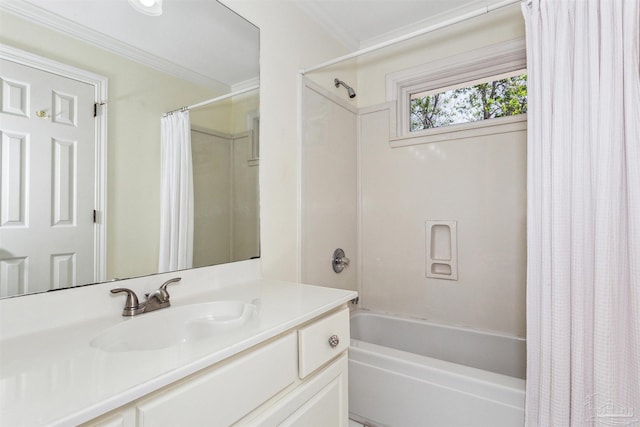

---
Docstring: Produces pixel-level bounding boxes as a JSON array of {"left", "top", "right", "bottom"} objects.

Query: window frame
[{"left": 386, "top": 38, "right": 527, "bottom": 145}]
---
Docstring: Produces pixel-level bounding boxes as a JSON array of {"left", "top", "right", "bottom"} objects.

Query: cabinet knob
[{"left": 328, "top": 335, "right": 340, "bottom": 348}]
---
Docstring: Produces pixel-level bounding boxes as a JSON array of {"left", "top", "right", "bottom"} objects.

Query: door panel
[
  {"left": 0, "top": 130, "right": 27, "bottom": 227},
  {"left": 0, "top": 58, "right": 95, "bottom": 296}
]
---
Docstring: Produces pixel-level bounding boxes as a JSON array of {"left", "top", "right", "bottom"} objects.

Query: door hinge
[
  {"left": 94, "top": 102, "right": 105, "bottom": 117},
  {"left": 93, "top": 209, "right": 97, "bottom": 223}
]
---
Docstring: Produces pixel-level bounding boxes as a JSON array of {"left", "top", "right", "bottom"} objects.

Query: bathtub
[{"left": 349, "top": 311, "right": 526, "bottom": 427}]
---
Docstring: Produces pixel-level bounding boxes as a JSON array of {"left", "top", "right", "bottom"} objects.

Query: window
[
  {"left": 410, "top": 71, "right": 527, "bottom": 132},
  {"left": 386, "top": 38, "right": 527, "bottom": 146}
]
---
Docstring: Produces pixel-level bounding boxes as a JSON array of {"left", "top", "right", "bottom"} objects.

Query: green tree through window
[{"left": 410, "top": 74, "right": 527, "bottom": 132}]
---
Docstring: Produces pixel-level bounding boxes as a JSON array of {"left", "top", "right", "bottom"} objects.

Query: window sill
[{"left": 389, "top": 114, "right": 527, "bottom": 148}]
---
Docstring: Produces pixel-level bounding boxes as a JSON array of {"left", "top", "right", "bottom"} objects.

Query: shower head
[{"left": 334, "top": 78, "right": 356, "bottom": 99}]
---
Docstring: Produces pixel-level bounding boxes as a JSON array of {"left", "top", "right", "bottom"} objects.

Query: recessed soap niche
[{"left": 425, "top": 220, "right": 458, "bottom": 280}]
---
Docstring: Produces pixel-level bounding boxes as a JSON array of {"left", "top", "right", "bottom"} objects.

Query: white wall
[
  {"left": 360, "top": 108, "right": 527, "bottom": 337},
  {"left": 192, "top": 128, "right": 259, "bottom": 267},
  {"left": 231, "top": 132, "right": 260, "bottom": 262},
  {"left": 220, "top": 0, "right": 357, "bottom": 282},
  {"left": 192, "top": 99, "right": 234, "bottom": 134},
  {"left": 355, "top": 5, "right": 527, "bottom": 337},
  {"left": 192, "top": 130, "right": 232, "bottom": 267},
  {"left": 301, "top": 82, "right": 358, "bottom": 293}
]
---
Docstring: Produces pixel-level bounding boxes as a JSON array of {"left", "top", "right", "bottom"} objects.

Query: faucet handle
[
  {"left": 111, "top": 288, "right": 140, "bottom": 315},
  {"left": 157, "top": 277, "right": 181, "bottom": 301},
  {"left": 160, "top": 277, "right": 181, "bottom": 291}
]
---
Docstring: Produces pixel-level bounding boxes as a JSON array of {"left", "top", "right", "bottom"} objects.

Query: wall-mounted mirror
[{"left": 0, "top": 0, "right": 259, "bottom": 298}]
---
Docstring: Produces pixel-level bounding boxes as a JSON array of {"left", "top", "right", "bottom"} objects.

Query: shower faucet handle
[{"left": 332, "top": 248, "right": 350, "bottom": 273}]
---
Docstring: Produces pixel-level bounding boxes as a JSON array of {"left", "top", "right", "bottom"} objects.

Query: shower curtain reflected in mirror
[{"left": 158, "top": 109, "right": 194, "bottom": 273}]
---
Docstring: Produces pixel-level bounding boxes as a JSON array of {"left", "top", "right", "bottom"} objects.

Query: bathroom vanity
[{"left": 0, "top": 260, "right": 357, "bottom": 426}]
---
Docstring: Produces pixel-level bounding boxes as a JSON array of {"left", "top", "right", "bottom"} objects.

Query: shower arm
[{"left": 334, "top": 78, "right": 356, "bottom": 98}]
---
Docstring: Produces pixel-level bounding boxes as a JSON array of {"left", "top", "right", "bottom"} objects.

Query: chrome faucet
[{"left": 111, "top": 277, "right": 181, "bottom": 316}]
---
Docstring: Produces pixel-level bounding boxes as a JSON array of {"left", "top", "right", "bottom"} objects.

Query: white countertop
[{"left": 0, "top": 276, "right": 356, "bottom": 427}]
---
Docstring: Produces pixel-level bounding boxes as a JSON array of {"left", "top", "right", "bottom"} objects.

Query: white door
[{"left": 0, "top": 58, "right": 96, "bottom": 297}]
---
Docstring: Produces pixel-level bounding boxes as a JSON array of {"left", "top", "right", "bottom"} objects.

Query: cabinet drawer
[
  {"left": 298, "top": 308, "right": 349, "bottom": 378},
  {"left": 136, "top": 332, "right": 297, "bottom": 426}
]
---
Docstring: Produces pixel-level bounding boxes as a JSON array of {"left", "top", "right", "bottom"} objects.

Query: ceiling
[
  {"left": 1, "top": 0, "right": 496, "bottom": 90},
  {"left": 295, "top": 0, "right": 494, "bottom": 51},
  {"left": 1, "top": 0, "right": 259, "bottom": 91}
]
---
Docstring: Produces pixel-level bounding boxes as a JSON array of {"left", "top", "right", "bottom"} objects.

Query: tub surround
[
  {"left": 359, "top": 105, "right": 527, "bottom": 337},
  {"left": 0, "top": 260, "right": 357, "bottom": 426}
]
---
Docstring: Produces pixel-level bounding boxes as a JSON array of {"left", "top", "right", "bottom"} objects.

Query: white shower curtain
[
  {"left": 158, "top": 110, "right": 194, "bottom": 272},
  {"left": 522, "top": 0, "right": 640, "bottom": 425}
]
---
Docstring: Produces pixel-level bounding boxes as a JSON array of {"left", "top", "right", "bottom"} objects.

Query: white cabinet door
[
  {"left": 242, "top": 353, "right": 348, "bottom": 427},
  {"left": 0, "top": 58, "right": 95, "bottom": 296},
  {"left": 279, "top": 370, "right": 347, "bottom": 427}
]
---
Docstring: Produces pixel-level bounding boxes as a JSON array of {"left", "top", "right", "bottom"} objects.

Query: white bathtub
[{"left": 349, "top": 311, "right": 526, "bottom": 427}]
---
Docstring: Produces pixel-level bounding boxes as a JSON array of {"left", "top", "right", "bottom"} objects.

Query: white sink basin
[{"left": 90, "top": 301, "right": 257, "bottom": 352}]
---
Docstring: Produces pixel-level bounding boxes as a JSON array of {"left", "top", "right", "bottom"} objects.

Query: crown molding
[
  {"left": 0, "top": 1, "right": 230, "bottom": 93},
  {"left": 231, "top": 76, "right": 260, "bottom": 93}
]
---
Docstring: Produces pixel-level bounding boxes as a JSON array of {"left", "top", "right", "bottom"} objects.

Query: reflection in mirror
[
  {"left": 0, "top": 0, "right": 259, "bottom": 298},
  {"left": 161, "top": 88, "right": 260, "bottom": 271},
  {"left": 192, "top": 113, "right": 260, "bottom": 268}
]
